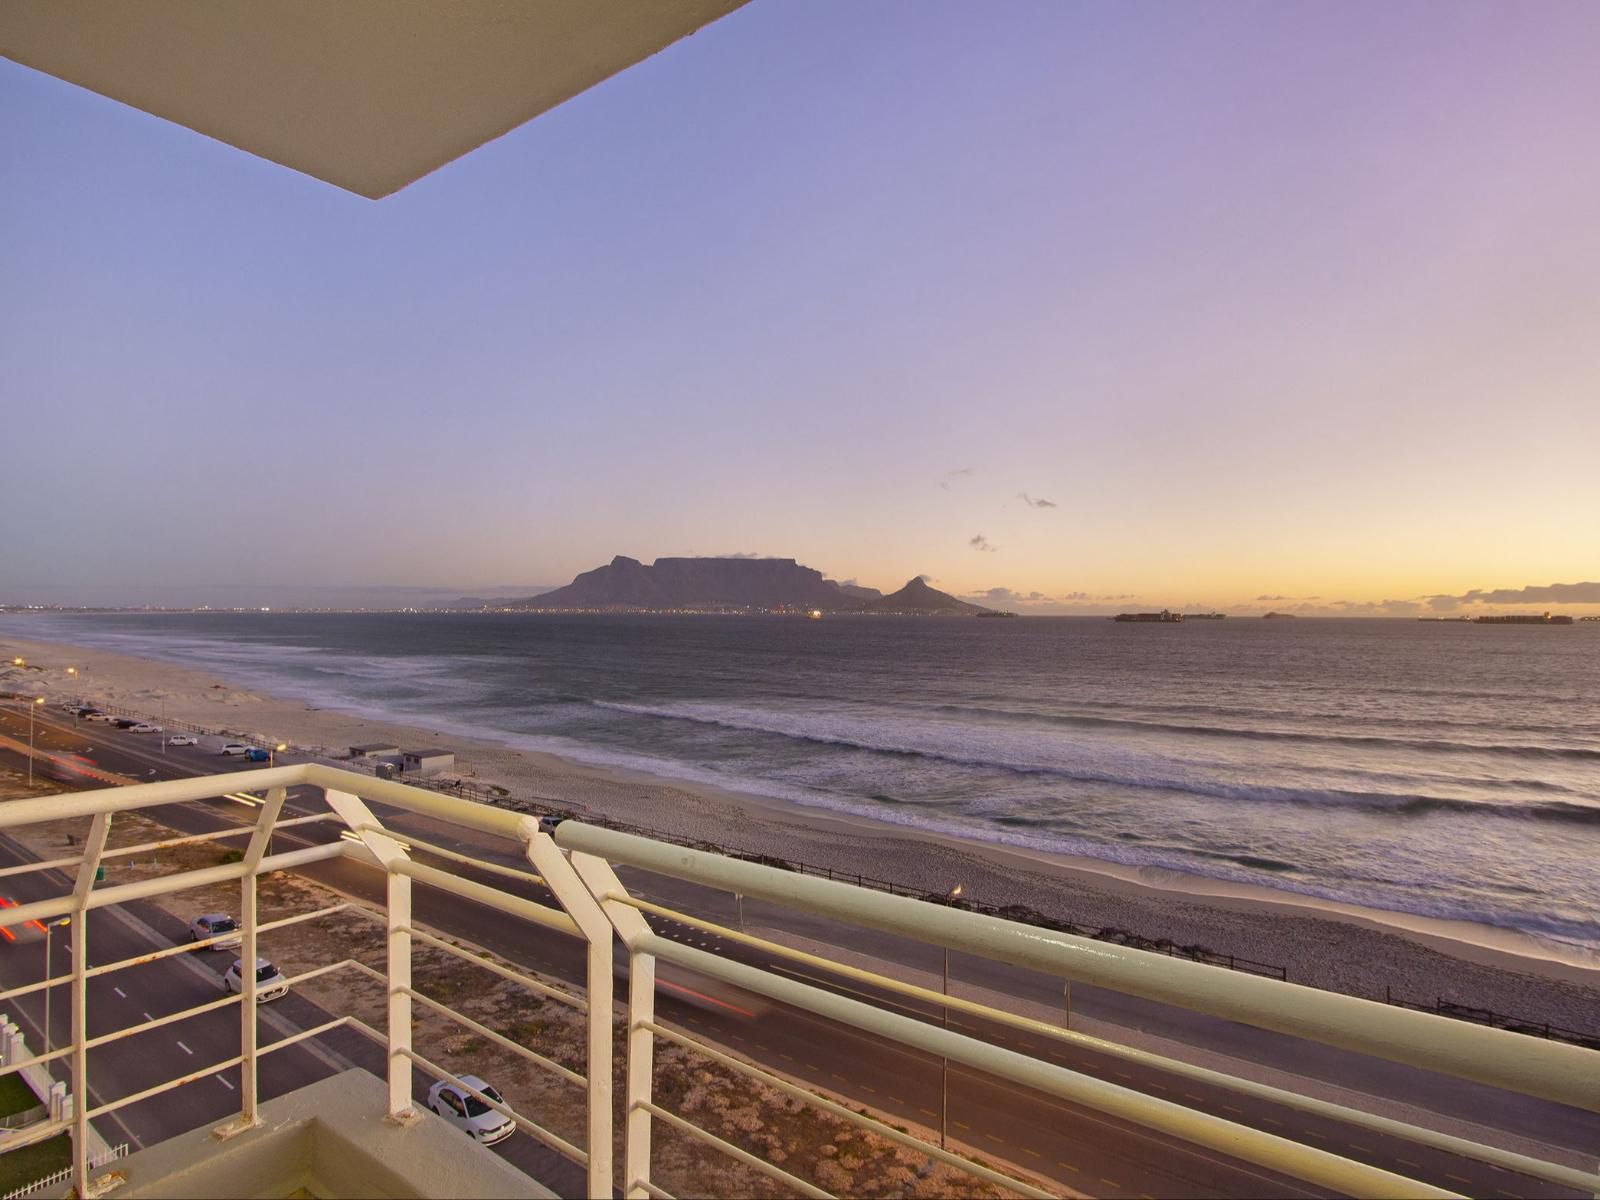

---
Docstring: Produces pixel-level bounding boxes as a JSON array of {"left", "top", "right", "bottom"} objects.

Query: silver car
[
  {"left": 223, "top": 957, "right": 288, "bottom": 1001},
  {"left": 427, "top": 1077, "right": 514, "bottom": 1145},
  {"left": 189, "top": 913, "right": 241, "bottom": 951}
]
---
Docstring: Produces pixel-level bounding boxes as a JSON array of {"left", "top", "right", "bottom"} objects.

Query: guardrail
[{"left": 0, "top": 765, "right": 1594, "bottom": 1199}]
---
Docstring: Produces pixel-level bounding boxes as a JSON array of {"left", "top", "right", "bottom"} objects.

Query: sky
[{"left": 2, "top": 2, "right": 1598, "bottom": 614}]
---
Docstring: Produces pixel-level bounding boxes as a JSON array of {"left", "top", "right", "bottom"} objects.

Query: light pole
[
  {"left": 940, "top": 883, "right": 963, "bottom": 1150},
  {"left": 26, "top": 697, "right": 44, "bottom": 786},
  {"left": 43, "top": 916, "right": 70, "bottom": 1060},
  {"left": 66, "top": 668, "right": 79, "bottom": 725},
  {"left": 269, "top": 742, "right": 287, "bottom": 767}
]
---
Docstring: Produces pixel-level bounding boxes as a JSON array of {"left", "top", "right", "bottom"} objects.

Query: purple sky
[{"left": 3, "top": 2, "right": 1598, "bottom": 613}]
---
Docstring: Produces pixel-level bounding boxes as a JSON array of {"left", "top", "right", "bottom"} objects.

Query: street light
[
  {"left": 269, "top": 742, "right": 288, "bottom": 767},
  {"left": 43, "top": 916, "right": 70, "bottom": 1059},
  {"left": 26, "top": 697, "right": 44, "bottom": 787},
  {"left": 940, "top": 883, "right": 963, "bottom": 1150},
  {"left": 66, "top": 668, "right": 79, "bottom": 725}
]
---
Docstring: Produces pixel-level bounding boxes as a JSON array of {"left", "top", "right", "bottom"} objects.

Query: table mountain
[{"left": 510, "top": 556, "right": 881, "bottom": 611}]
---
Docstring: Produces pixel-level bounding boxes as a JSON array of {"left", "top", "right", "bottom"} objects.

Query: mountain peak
[{"left": 854, "top": 577, "right": 990, "bottom": 615}]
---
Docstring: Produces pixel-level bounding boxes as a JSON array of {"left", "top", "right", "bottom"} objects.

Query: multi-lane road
[{"left": 0, "top": 705, "right": 1592, "bottom": 1199}]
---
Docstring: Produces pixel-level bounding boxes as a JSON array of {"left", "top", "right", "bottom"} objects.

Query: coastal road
[{"left": 2, "top": 707, "right": 1592, "bottom": 1198}]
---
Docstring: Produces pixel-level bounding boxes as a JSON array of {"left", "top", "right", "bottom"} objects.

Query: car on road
[
  {"left": 244, "top": 748, "right": 271, "bottom": 762},
  {"left": 129, "top": 723, "right": 162, "bottom": 734},
  {"left": 223, "top": 957, "right": 288, "bottom": 1001},
  {"left": 112, "top": 718, "right": 140, "bottom": 729},
  {"left": 83, "top": 711, "right": 112, "bottom": 723},
  {"left": 189, "top": 913, "right": 242, "bottom": 950},
  {"left": 538, "top": 815, "right": 565, "bottom": 837},
  {"left": 58, "top": 701, "right": 81, "bottom": 713},
  {"left": 220, "top": 742, "right": 250, "bottom": 756},
  {"left": 426, "top": 1077, "right": 515, "bottom": 1145},
  {"left": 165, "top": 734, "right": 197, "bottom": 747}
]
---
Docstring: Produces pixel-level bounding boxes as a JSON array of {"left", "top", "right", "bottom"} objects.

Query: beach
[{"left": 4, "top": 628, "right": 1599, "bottom": 1037}]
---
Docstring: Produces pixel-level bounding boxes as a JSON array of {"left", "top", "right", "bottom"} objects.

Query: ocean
[{"left": 6, "top": 612, "right": 1599, "bottom": 952}]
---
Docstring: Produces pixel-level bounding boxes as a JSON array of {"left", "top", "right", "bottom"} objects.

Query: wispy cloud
[
  {"left": 1451, "top": 581, "right": 1600, "bottom": 606},
  {"left": 938, "top": 467, "right": 977, "bottom": 491},
  {"left": 1018, "top": 492, "right": 1057, "bottom": 509},
  {"left": 969, "top": 534, "right": 997, "bottom": 553}
]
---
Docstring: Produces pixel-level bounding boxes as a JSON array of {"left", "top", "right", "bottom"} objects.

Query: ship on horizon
[
  {"left": 1113, "top": 610, "right": 1183, "bottom": 623},
  {"left": 1474, "top": 612, "right": 1575, "bottom": 625}
]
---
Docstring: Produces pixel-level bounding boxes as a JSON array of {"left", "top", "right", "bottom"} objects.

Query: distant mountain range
[{"left": 486, "top": 557, "right": 992, "bottom": 615}]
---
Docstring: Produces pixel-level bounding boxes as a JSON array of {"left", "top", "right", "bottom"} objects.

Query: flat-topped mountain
[
  {"left": 510, "top": 556, "right": 882, "bottom": 611},
  {"left": 853, "top": 576, "right": 991, "bottom": 615}
]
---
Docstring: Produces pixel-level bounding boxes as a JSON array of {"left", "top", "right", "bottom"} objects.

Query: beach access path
[{"left": 2, "top": 708, "right": 1594, "bottom": 1199}]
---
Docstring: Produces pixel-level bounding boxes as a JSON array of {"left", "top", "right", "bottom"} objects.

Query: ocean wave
[
  {"left": 592, "top": 700, "right": 1600, "bottom": 825},
  {"left": 923, "top": 702, "right": 1600, "bottom": 762}
]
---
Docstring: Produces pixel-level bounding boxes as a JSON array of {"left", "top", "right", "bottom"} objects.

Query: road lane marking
[
  {"left": 176, "top": 1040, "right": 193, "bottom": 1056},
  {"left": 113, "top": 987, "right": 126, "bottom": 999},
  {"left": 954, "top": 1121, "right": 970, "bottom": 1130},
  {"left": 1056, "top": 1161, "right": 1079, "bottom": 1173},
  {"left": 1351, "top": 1144, "right": 1375, "bottom": 1154},
  {"left": 919, "top": 1108, "right": 937, "bottom": 1118},
  {"left": 830, "top": 1074, "right": 848, "bottom": 1083},
  {"left": 1262, "top": 1117, "right": 1282, "bottom": 1127},
  {"left": 1445, "top": 1176, "right": 1472, "bottom": 1187},
  {"left": 1022, "top": 1148, "right": 1041, "bottom": 1158},
  {"left": 215, "top": 1075, "right": 235, "bottom": 1090},
  {"left": 1100, "top": 1178, "right": 1120, "bottom": 1189},
  {"left": 1397, "top": 1159, "right": 1422, "bottom": 1170},
  {"left": 1183, "top": 1093, "right": 1204, "bottom": 1103},
  {"left": 1222, "top": 1105, "right": 1243, "bottom": 1115},
  {"left": 142, "top": 1011, "right": 154, "bottom": 1022},
  {"left": 985, "top": 1134, "right": 1003, "bottom": 1144}
]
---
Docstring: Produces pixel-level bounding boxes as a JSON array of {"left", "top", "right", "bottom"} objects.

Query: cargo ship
[
  {"left": 1113, "top": 610, "right": 1183, "bottom": 623},
  {"left": 1474, "top": 613, "right": 1574, "bottom": 625}
]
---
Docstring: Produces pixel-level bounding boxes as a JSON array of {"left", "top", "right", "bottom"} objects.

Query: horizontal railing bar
[
  {"left": 393, "top": 860, "right": 580, "bottom": 937},
  {"left": 87, "top": 1053, "right": 246, "bottom": 1119},
  {"left": 646, "top": 1020, "right": 1054, "bottom": 1199},
  {"left": 640, "top": 1099, "right": 832, "bottom": 1200},
  {"left": 0, "top": 840, "right": 350, "bottom": 929},
  {"left": 0, "top": 977, "right": 58, "bottom": 1004},
  {"left": 565, "top": 823, "right": 1599, "bottom": 1114},
  {"left": 619, "top": 896, "right": 1600, "bottom": 1195},
  {"left": 354, "top": 823, "right": 548, "bottom": 890},
  {"left": 84, "top": 992, "right": 240, "bottom": 1049},
  {"left": 100, "top": 811, "right": 341, "bottom": 861},
  {"left": 0, "top": 854, "right": 83, "bottom": 878},
  {"left": 630, "top": 1177, "right": 674, "bottom": 1200},
  {"left": 309, "top": 764, "right": 534, "bottom": 841},
  {"left": 397, "top": 1046, "right": 587, "bottom": 1165},
  {"left": 0, "top": 764, "right": 310, "bottom": 828},
  {"left": 395, "top": 924, "right": 585, "bottom": 1010},
  {"left": 402, "top": 986, "right": 586, "bottom": 1088},
  {"left": 638, "top": 932, "right": 1455, "bottom": 1200},
  {"left": 0, "top": 1044, "right": 74, "bottom": 1078},
  {"left": 257, "top": 1016, "right": 351, "bottom": 1058}
]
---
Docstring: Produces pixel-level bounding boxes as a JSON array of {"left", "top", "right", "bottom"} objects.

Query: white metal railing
[{"left": 0, "top": 764, "right": 1592, "bottom": 1200}]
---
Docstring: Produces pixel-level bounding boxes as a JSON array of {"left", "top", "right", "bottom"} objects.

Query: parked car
[
  {"left": 165, "top": 734, "right": 197, "bottom": 747},
  {"left": 129, "top": 723, "right": 161, "bottom": 734},
  {"left": 58, "top": 701, "right": 81, "bottom": 712},
  {"left": 426, "top": 1077, "right": 514, "bottom": 1145},
  {"left": 244, "top": 747, "right": 271, "bottom": 762},
  {"left": 113, "top": 718, "right": 140, "bottom": 729},
  {"left": 84, "top": 711, "right": 112, "bottom": 723},
  {"left": 538, "top": 815, "right": 566, "bottom": 837},
  {"left": 223, "top": 957, "right": 288, "bottom": 1001},
  {"left": 220, "top": 742, "right": 250, "bottom": 756},
  {"left": 189, "top": 913, "right": 241, "bottom": 950}
]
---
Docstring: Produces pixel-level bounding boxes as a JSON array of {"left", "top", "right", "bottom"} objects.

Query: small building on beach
[
  {"left": 401, "top": 749, "right": 455, "bottom": 777},
  {"left": 349, "top": 742, "right": 401, "bottom": 760}
]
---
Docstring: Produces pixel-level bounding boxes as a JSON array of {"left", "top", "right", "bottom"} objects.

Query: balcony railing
[{"left": 0, "top": 764, "right": 1595, "bottom": 1199}]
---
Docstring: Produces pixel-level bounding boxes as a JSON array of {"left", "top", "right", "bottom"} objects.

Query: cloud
[
  {"left": 1255, "top": 594, "right": 1291, "bottom": 602},
  {"left": 969, "top": 534, "right": 997, "bottom": 553},
  {"left": 964, "top": 587, "right": 1055, "bottom": 605},
  {"left": 714, "top": 552, "right": 768, "bottom": 560},
  {"left": 938, "top": 467, "right": 977, "bottom": 491},
  {"left": 1451, "top": 581, "right": 1600, "bottom": 605},
  {"left": 1018, "top": 493, "right": 1057, "bottom": 509},
  {"left": 917, "top": 574, "right": 935, "bottom": 584}
]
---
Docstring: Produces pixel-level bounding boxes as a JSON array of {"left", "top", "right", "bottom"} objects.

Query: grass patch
[
  {"left": 0, "top": 1072, "right": 39, "bottom": 1119},
  {"left": 0, "top": 1132, "right": 70, "bottom": 1192}
]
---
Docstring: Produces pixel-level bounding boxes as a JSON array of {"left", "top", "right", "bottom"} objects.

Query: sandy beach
[{"left": 4, "top": 628, "right": 1599, "bottom": 1036}]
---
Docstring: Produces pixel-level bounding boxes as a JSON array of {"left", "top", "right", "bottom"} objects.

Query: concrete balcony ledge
[{"left": 98, "top": 1070, "right": 554, "bottom": 1199}]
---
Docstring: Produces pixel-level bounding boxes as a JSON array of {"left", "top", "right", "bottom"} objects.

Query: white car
[
  {"left": 223, "top": 957, "right": 288, "bottom": 1001},
  {"left": 129, "top": 723, "right": 162, "bottom": 734},
  {"left": 189, "top": 913, "right": 241, "bottom": 950},
  {"left": 84, "top": 712, "right": 113, "bottom": 724},
  {"left": 427, "top": 1077, "right": 514, "bottom": 1145},
  {"left": 165, "top": 734, "right": 198, "bottom": 747},
  {"left": 220, "top": 742, "right": 250, "bottom": 756}
]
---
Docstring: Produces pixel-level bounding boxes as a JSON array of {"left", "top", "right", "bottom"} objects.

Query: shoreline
[{"left": 4, "top": 628, "right": 1600, "bottom": 1029}]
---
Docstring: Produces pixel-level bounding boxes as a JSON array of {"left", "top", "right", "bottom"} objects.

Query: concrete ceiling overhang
[{"left": 0, "top": 0, "right": 747, "bottom": 199}]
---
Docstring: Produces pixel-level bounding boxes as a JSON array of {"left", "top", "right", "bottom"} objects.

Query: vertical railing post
[
  {"left": 566, "top": 850, "right": 658, "bottom": 1200},
  {"left": 69, "top": 812, "right": 110, "bottom": 1197},
  {"left": 324, "top": 789, "right": 415, "bottom": 1120},
  {"left": 229, "top": 786, "right": 286, "bottom": 1133},
  {"left": 526, "top": 826, "right": 619, "bottom": 1199}
]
